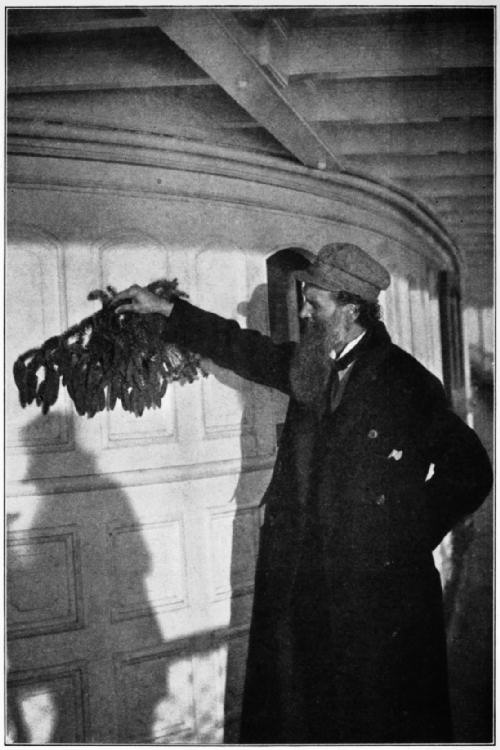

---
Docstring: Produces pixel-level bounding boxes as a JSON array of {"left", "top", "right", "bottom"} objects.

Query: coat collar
[
  {"left": 349, "top": 320, "right": 392, "bottom": 370},
  {"left": 334, "top": 320, "right": 392, "bottom": 381},
  {"left": 359, "top": 320, "right": 392, "bottom": 351},
  {"left": 324, "top": 321, "right": 394, "bottom": 424}
]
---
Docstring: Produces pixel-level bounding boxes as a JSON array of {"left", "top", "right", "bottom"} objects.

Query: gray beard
[{"left": 289, "top": 318, "right": 342, "bottom": 408}]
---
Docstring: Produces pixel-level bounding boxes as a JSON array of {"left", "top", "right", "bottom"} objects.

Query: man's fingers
[
  {"left": 108, "top": 284, "right": 167, "bottom": 316},
  {"left": 114, "top": 302, "right": 136, "bottom": 314},
  {"left": 112, "top": 285, "right": 142, "bottom": 303}
]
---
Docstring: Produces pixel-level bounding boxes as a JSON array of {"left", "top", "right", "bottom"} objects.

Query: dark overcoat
[{"left": 167, "top": 299, "right": 492, "bottom": 743}]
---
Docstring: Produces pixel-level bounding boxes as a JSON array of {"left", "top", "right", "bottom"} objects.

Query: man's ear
[{"left": 349, "top": 303, "right": 360, "bottom": 321}]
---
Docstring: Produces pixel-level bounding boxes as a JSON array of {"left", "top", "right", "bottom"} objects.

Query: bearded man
[{"left": 113, "top": 243, "right": 492, "bottom": 743}]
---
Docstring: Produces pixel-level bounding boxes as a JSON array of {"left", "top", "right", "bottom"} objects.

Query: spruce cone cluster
[{"left": 13, "top": 279, "right": 206, "bottom": 418}]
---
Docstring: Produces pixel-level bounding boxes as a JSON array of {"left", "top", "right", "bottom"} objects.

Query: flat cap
[{"left": 295, "top": 242, "right": 390, "bottom": 301}]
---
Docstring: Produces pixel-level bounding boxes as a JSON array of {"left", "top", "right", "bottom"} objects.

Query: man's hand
[{"left": 112, "top": 285, "right": 174, "bottom": 317}]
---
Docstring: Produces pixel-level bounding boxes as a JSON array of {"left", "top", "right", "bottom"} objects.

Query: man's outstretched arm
[{"left": 113, "top": 284, "right": 294, "bottom": 393}]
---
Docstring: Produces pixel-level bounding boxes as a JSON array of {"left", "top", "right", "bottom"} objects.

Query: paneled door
[{"left": 6, "top": 222, "right": 265, "bottom": 743}]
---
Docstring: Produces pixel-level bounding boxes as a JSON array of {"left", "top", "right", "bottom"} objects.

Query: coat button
[
  {"left": 375, "top": 493, "right": 386, "bottom": 506},
  {"left": 368, "top": 429, "right": 378, "bottom": 439}
]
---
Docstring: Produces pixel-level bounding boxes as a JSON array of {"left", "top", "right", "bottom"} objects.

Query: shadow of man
[
  {"left": 210, "top": 283, "right": 281, "bottom": 742},
  {"left": 6, "top": 413, "right": 168, "bottom": 743}
]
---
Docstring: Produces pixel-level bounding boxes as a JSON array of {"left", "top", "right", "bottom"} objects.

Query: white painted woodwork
[
  {"left": 398, "top": 175, "right": 493, "bottom": 197},
  {"left": 440, "top": 210, "right": 493, "bottom": 226},
  {"left": 6, "top": 7, "right": 493, "bottom": 315},
  {"left": 9, "top": 15, "right": 152, "bottom": 35},
  {"left": 257, "top": 18, "right": 290, "bottom": 87},
  {"left": 7, "top": 87, "right": 240, "bottom": 138},
  {"left": 428, "top": 195, "right": 493, "bottom": 215},
  {"left": 148, "top": 8, "right": 341, "bottom": 170},
  {"left": 299, "top": 72, "right": 492, "bottom": 124},
  {"left": 7, "top": 661, "right": 89, "bottom": 743},
  {"left": 7, "top": 91, "right": 285, "bottom": 155},
  {"left": 7, "top": 8, "right": 151, "bottom": 35},
  {"left": 5, "top": 128, "right": 463, "bottom": 743},
  {"left": 317, "top": 119, "right": 493, "bottom": 156},
  {"left": 465, "top": 306, "right": 493, "bottom": 363},
  {"left": 8, "top": 7, "right": 493, "bottom": 85},
  {"left": 346, "top": 152, "right": 493, "bottom": 180},
  {"left": 8, "top": 30, "right": 210, "bottom": 92},
  {"left": 8, "top": 525, "right": 83, "bottom": 638},
  {"left": 286, "top": 20, "right": 492, "bottom": 77},
  {"left": 6, "top": 226, "right": 71, "bottom": 453}
]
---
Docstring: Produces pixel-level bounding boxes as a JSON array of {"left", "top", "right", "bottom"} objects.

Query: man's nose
[{"left": 299, "top": 302, "right": 312, "bottom": 319}]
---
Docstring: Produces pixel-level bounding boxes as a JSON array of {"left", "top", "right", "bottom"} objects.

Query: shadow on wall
[
  {"left": 6, "top": 415, "right": 167, "bottom": 743},
  {"left": 7, "top": 408, "right": 259, "bottom": 743},
  {"left": 220, "top": 283, "right": 274, "bottom": 742},
  {"left": 5, "top": 275, "right": 279, "bottom": 742},
  {"left": 6, "top": 317, "right": 492, "bottom": 743}
]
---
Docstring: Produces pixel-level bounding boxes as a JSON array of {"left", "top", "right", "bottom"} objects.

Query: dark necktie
[{"left": 327, "top": 338, "right": 365, "bottom": 412}]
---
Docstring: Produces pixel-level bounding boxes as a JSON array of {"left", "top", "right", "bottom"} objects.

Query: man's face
[
  {"left": 299, "top": 285, "right": 353, "bottom": 352},
  {"left": 289, "top": 285, "right": 357, "bottom": 408}
]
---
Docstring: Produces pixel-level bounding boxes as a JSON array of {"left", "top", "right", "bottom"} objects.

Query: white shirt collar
[{"left": 329, "top": 331, "right": 366, "bottom": 361}]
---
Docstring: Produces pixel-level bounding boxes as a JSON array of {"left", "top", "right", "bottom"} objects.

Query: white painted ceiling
[{"left": 7, "top": 7, "right": 493, "bottom": 306}]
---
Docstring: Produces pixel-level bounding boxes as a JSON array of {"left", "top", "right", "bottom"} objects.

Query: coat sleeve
[
  {"left": 420, "top": 378, "right": 492, "bottom": 548},
  {"left": 164, "top": 298, "right": 294, "bottom": 393}
]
